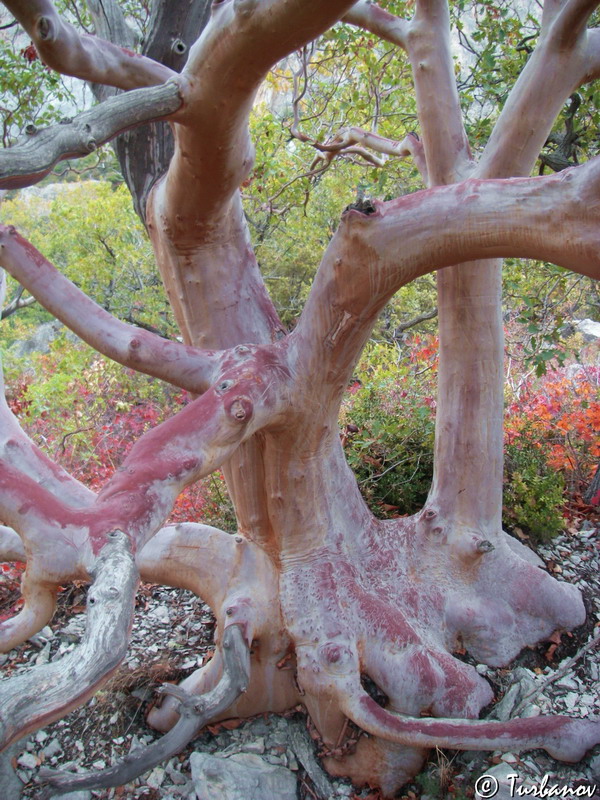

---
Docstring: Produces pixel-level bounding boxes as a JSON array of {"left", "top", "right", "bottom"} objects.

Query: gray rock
[
  {"left": 17, "top": 751, "right": 38, "bottom": 769},
  {"left": 475, "top": 763, "right": 520, "bottom": 800},
  {"left": 574, "top": 318, "right": 600, "bottom": 341},
  {"left": 190, "top": 751, "right": 297, "bottom": 800},
  {"left": 42, "top": 738, "right": 63, "bottom": 759},
  {"left": 11, "top": 320, "right": 63, "bottom": 358},
  {"left": 490, "top": 668, "right": 536, "bottom": 721}
]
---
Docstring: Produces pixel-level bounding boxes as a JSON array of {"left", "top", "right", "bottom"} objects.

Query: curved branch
[
  {"left": 301, "top": 128, "right": 427, "bottom": 179},
  {"left": 0, "top": 531, "right": 138, "bottom": 752},
  {"left": 295, "top": 158, "right": 600, "bottom": 383},
  {"left": 0, "top": 525, "right": 25, "bottom": 562},
  {"left": 340, "top": 689, "right": 600, "bottom": 761},
  {"left": 162, "top": 0, "right": 359, "bottom": 225},
  {"left": 0, "top": 225, "right": 220, "bottom": 393},
  {"left": 137, "top": 522, "right": 240, "bottom": 608},
  {"left": 0, "top": 575, "right": 57, "bottom": 653},
  {"left": 0, "top": 81, "right": 183, "bottom": 190},
  {"left": 3, "top": 0, "right": 174, "bottom": 89},
  {"left": 343, "top": 1, "right": 410, "bottom": 50},
  {"left": 38, "top": 624, "right": 250, "bottom": 796}
]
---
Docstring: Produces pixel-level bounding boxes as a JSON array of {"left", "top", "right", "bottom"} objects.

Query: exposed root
[
  {"left": 0, "top": 531, "right": 138, "bottom": 752},
  {"left": 142, "top": 522, "right": 296, "bottom": 732},
  {"left": 339, "top": 687, "right": 600, "bottom": 762},
  {"left": 0, "top": 576, "right": 57, "bottom": 652},
  {"left": 38, "top": 623, "right": 250, "bottom": 797}
]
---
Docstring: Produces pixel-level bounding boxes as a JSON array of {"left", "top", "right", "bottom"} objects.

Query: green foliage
[
  {"left": 503, "top": 432, "right": 566, "bottom": 540},
  {"left": 503, "top": 260, "right": 598, "bottom": 378},
  {"left": 0, "top": 34, "right": 75, "bottom": 146},
  {"left": 341, "top": 339, "right": 437, "bottom": 517},
  {"left": 340, "top": 339, "right": 587, "bottom": 541},
  {"left": 0, "top": 181, "right": 176, "bottom": 338}
]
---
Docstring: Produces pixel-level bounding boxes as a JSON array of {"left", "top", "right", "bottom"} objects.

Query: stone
[
  {"left": 42, "top": 738, "right": 63, "bottom": 759},
  {"left": 147, "top": 766, "right": 166, "bottom": 788},
  {"left": 150, "top": 604, "right": 171, "bottom": 624},
  {"left": 28, "top": 625, "right": 55, "bottom": 647},
  {"left": 17, "top": 751, "right": 38, "bottom": 769},
  {"left": 190, "top": 751, "right": 297, "bottom": 800},
  {"left": 475, "top": 763, "right": 520, "bottom": 800},
  {"left": 490, "top": 668, "right": 537, "bottom": 721},
  {"left": 556, "top": 675, "right": 579, "bottom": 692},
  {"left": 574, "top": 318, "right": 600, "bottom": 341}
]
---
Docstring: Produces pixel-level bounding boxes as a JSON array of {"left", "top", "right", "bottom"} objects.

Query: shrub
[
  {"left": 341, "top": 338, "right": 437, "bottom": 517},
  {"left": 503, "top": 431, "right": 566, "bottom": 540}
]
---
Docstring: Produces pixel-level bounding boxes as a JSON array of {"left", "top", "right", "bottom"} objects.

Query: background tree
[{"left": 0, "top": 0, "right": 599, "bottom": 798}]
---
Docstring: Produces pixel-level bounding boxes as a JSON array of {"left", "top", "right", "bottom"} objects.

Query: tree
[{"left": 0, "top": 0, "right": 599, "bottom": 796}]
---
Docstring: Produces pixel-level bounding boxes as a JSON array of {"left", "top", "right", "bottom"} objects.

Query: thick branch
[
  {"left": 295, "top": 160, "right": 600, "bottom": 383},
  {"left": 407, "top": 0, "right": 472, "bottom": 184},
  {"left": 479, "top": 0, "right": 600, "bottom": 179},
  {"left": 0, "top": 531, "right": 138, "bottom": 752},
  {"left": 0, "top": 226, "right": 220, "bottom": 393},
  {"left": 162, "top": 0, "right": 359, "bottom": 225},
  {"left": 0, "top": 81, "right": 183, "bottom": 190},
  {"left": 343, "top": 1, "right": 410, "bottom": 50},
  {"left": 3, "top": 0, "right": 174, "bottom": 89},
  {"left": 551, "top": 0, "right": 600, "bottom": 50},
  {"left": 39, "top": 624, "right": 250, "bottom": 796}
]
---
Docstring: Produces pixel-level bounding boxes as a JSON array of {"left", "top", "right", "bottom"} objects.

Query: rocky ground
[{"left": 0, "top": 518, "right": 599, "bottom": 800}]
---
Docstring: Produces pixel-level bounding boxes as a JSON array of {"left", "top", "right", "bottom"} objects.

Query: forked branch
[{"left": 38, "top": 624, "right": 250, "bottom": 797}]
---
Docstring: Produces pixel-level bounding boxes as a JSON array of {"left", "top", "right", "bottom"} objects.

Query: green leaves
[
  {"left": 1, "top": 182, "right": 176, "bottom": 338},
  {"left": 0, "top": 36, "right": 75, "bottom": 146}
]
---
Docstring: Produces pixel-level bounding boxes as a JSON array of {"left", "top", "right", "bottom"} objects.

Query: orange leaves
[{"left": 505, "top": 365, "right": 599, "bottom": 486}]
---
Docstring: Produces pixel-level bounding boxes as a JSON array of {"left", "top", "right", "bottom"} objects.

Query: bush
[
  {"left": 341, "top": 338, "right": 437, "bottom": 517},
  {"left": 342, "top": 341, "right": 598, "bottom": 540},
  {"left": 503, "top": 431, "right": 566, "bottom": 540}
]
